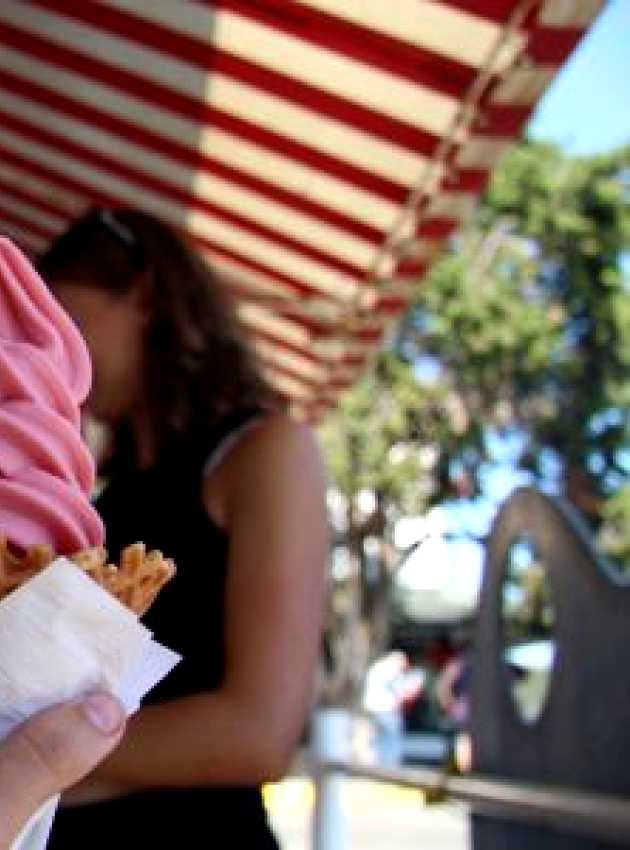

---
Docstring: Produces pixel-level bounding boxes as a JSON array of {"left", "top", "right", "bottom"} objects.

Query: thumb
[{"left": 0, "top": 693, "right": 125, "bottom": 844}]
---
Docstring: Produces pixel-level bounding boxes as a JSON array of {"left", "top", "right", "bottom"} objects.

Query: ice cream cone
[{"left": 0, "top": 538, "right": 175, "bottom": 616}]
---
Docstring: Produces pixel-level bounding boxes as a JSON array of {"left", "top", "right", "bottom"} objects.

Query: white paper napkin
[{"left": 0, "top": 558, "right": 180, "bottom": 850}]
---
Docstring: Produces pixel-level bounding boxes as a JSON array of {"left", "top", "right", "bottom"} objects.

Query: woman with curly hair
[{"left": 38, "top": 209, "right": 328, "bottom": 849}]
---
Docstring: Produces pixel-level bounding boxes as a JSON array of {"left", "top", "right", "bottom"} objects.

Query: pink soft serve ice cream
[{"left": 0, "top": 237, "right": 104, "bottom": 554}]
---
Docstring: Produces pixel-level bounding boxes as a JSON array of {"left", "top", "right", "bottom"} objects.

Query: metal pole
[
  {"left": 320, "top": 758, "right": 630, "bottom": 846},
  {"left": 311, "top": 708, "right": 351, "bottom": 850}
]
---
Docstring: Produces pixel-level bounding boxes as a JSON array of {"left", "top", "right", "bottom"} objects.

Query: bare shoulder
[
  {"left": 225, "top": 413, "right": 326, "bottom": 494},
  {"left": 202, "top": 412, "right": 326, "bottom": 524},
  {"left": 234, "top": 412, "right": 322, "bottom": 465}
]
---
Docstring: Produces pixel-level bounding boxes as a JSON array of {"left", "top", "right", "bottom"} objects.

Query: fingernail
[{"left": 82, "top": 692, "right": 125, "bottom": 735}]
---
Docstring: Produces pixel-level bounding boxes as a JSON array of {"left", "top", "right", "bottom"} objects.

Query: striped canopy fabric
[{"left": 0, "top": 0, "right": 604, "bottom": 420}]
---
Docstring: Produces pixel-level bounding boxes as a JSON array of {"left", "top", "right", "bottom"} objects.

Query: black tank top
[{"left": 48, "top": 409, "right": 280, "bottom": 849}]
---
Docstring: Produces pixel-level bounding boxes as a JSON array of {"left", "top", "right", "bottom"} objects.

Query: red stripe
[
  {"left": 0, "top": 148, "right": 363, "bottom": 307},
  {"left": 207, "top": 0, "right": 479, "bottom": 95},
  {"left": 0, "top": 201, "right": 58, "bottom": 242},
  {"left": 437, "top": 1, "right": 521, "bottom": 24},
  {"left": 327, "top": 375, "right": 356, "bottom": 391},
  {"left": 444, "top": 1, "right": 591, "bottom": 62},
  {"left": 444, "top": 168, "right": 490, "bottom": 194},
  {"left": 396, "top": 259, "right": 429, "bottom": 277},
  {"left": 226, "top": 290, "right": 342, "bottom": 337},
  {"left": 237, "top": 302, "right": 380, "bottom": 362},
  {"left": 0, "top": 227, "right": 38, "bottom": 257},
  {"left": 249, "top": 327, "right": 331, "bottom": 372},
  {"left": 0, "top": 104, "right": 369, "bottom": 281},
  {"left": 247, "top": 314, "right": 371, "bottom": 392},
  {"left": 0, "top": 183, "right": 385, "bottom": 360},
  {"left": 257, "top": 355, "right": 324, "bottom": 393},
  {"left": 257, "top": 360, "right": 321, "bottom": 394},
  {"left": 0, "top": 174, "right": 75, "bottom": 223},
  {"left": 343, "top": 353, "right": 367, "bottom": 368},
  {"left": 27, "top": 0, "right": 444, "bottom": 157},
  {"left": 235, "top": 299, "right": 346, "bottom": 343},
  {"left": 526, "top": 26, "right": 584, "bottom": 64},
  {"left": 417, "top": 219, "right": 456, "bottom": 240},
  {"left": 0, "top": 142, "right": 118, "bottom": 212},
  {"left": 0, "top": 66, "right": 385, "bottom": 246},
  {"left": 273, "top": 312, "right": 341, "bottom": 341},
  {"left": 354, "top": 326, "right": 383, "bottom": 344},
  {"left": 442, "top": 144, "right": 492, "bottom": 194},
  {"left": 377, "top": 296, "right": 409, "bottom": 315},
  {"left": 481, "top": 103, "right": 533, "bottom": 136},
  {"left": 198, "top": 239, "right": 335, "bottom": 302},
  {"left": 0, "top": 20, "right": 408, "bottom": 203}
]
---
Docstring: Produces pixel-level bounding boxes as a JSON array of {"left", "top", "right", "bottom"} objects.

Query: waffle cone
[{"left": 0, "top": 538, "right": 175, "bottom": 616}]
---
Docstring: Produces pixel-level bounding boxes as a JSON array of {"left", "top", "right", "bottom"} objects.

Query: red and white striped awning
[{"left": 0, "top": 0, "right": 604, "bottom": 420}]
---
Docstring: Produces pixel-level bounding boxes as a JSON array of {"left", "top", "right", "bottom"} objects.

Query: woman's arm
[{"left": 77, "top": 416, "right": 328, "bottom": 791}]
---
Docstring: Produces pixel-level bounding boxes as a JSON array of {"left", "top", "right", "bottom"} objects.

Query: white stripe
[
  {"left": 455, "top": 137, "right": 511, "bottom": 169},
  {"left": 0, "top": 118, "right": 360, "bottom": 302},
  {"left": 0, "top": 191, "right": 360, "bottom": 377},
  {"left": 262, "top": 368, "right": 315, "bottom": 402},
  {"left": 103, "top": 0, "right": 522, "bottom": 75},
  {"left": 0, "top": 219, "right": 46, "bottom": 252},
  {"left": 0, "top": 3, "right": 430, "bottom": 187},
  {"left": 0, "top": 42, "right": 401, "bottom": 232},
  {"left": 311, "top": 339, "right": 347, "bottom": 361},
  {"left": 491, "top": 64, "right": 555, "bottom": 106},
  {"left": 224, "top": 277, "right": 348, "bottom": 327},
  {"left": 210, "top": 75, "right": 429, "bottom": 188},
  {"left": 97, "top": 0, "right": 218, "bottom": 40},
  {"left": 0, "top": 79, "right": 375, "bottom": 270},
  {"left": 269, "top": 301, "right": 346, "bottom": 328},
  {"left": 0, "top": 191, "right": 67, "bottom": 232},
  {"left": 206, "top": 252, "right": 301, "bottom": 302},
  {"left": 187, "top": 210, "right": 360, "bottom": 302},
  {"left": 387, "top": 236, "right": 440, "bottom": 262},
  {"left": 0, "top": 159, "right": 86, "bottom": 216},
  {"left": 192, "top": 171, "right": 377, "bottom": 270},
  {"left": 237, "top": 303, "right": 311, "bottom": 350},
  {"left": 199, "top": 129, "right": 400, "bottom": 232},
  {"left": 253, "top": 338, "right": 329, "bottom": 384},
  {"left": 425, "top": 192, "right": 478, "bottom": 221},
  {"left": 345, "top": 335, "right": 383, "bottom": 355},
  {"left": 379, "top": 278, "right": 423, "bottom": 299},
  {"left": 539, "top": 0, "right": 604, "bottom": 27},
  {"left": 0, "top": 3, "right": 206, "bottom": 97},
  {"left": 299, "top": 0, "right": 524, "bottom": 73},
  {"left": 215, "top": 11, "right": 457, "bottom": 136},
  {"left": 103, "top": 1, "right": 460, "bottom": 137},
  {"left": 0, "top": 189, "right": 357, "bottom": 378}
]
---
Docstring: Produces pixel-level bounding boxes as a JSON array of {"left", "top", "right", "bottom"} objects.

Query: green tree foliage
[{"left": 320, "top": 140, "right": 630, "bottom": 560}]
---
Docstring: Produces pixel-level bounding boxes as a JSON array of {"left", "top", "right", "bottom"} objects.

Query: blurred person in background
[
  {"left": 362, "top": 650, "right": 424, "bottom": 767},
  {"left": 435, "top": 648, "right": 472, "bottom": 773}
]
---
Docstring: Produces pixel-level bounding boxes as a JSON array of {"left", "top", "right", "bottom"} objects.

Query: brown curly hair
[{"left": 37, "top": 208, "right": 281, "bottom": 468}]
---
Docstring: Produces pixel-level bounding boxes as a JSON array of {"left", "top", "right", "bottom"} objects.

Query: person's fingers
[
  {"left": 0, "top": 692, "right": 125, "bottom": 845},
  {"left": 4, "top": 692, "right": 126, "bottom": 794}
]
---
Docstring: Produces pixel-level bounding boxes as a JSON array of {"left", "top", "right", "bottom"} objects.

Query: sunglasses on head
[{"left": 95, "top": 209, "right": 136, "bottom": 247}]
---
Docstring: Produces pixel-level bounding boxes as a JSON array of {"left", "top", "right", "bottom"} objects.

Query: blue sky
[
  {"left": 437, "top": 2, "right": 628, "bottom": 544},
  {"left": 527, "top": 0, "right": 629, "bottom": 154}
]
